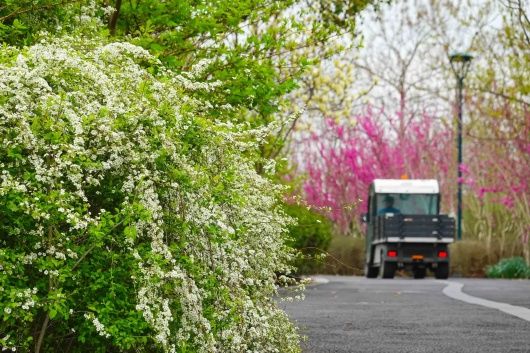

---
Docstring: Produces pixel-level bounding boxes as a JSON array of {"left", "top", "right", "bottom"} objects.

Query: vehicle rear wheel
[
  {"left": 365, "top": 264, "right": 379, "bottom": 278},
  {"left": 413, "top": 267, "right": 426, "bottom": 279},
  {"left": 380, "top": 261, "right": 396, "bottom": 279},
  {"left": 435, "top": 263, "right": 449, "bottom": 279}
]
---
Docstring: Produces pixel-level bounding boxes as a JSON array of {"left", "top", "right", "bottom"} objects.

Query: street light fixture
[{"left": 449, "top": 52, "right": 473, "bottom": 241}]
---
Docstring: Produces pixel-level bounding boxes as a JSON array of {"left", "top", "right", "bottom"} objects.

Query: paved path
[{"left": 280, "top": 276, "right": 530, "bottom": 353}]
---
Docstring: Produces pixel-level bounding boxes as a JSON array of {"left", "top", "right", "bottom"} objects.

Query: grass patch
[
  {"left": 450, "top": 240, "right": 491, "bottom": 277},
  {"left": 319, "top": 236, "right": 365, "bottom": 275}
]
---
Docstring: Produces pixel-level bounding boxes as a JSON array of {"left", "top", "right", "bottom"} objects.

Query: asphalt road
[{"left": 280, "top": 276, "right": 530, "bottom": 353}]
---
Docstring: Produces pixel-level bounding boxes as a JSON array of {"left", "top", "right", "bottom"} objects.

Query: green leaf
[
  {"left": 124, "top": 226, "right": 137, "bottom": 241},
  {"left": 49, "top": 309, "right": 57, "bottom": 319}
]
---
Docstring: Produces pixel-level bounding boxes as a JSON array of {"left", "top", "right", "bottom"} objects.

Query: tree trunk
[
  {"left": 109, "top": 0, "right": 122, "bottom": 36},
  {"left": 35, "top": 313, "right": 50, "bottom": 353}
]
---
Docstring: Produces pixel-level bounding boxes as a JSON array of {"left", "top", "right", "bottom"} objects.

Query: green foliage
[
  {"left": 486, "top": 257, "right": 530, "bottom": 279},
  {"left": 0, "top": 0, "right": 373, "bottom": 126},
  {"left": 283, "top": 203, "right": 333, "bottom": 274},
  {"left": 0, "top": 1, "right": 103, "bottom": 45},
  {"left": 115, "top": 0, "right": 371, "bottom": 119}
]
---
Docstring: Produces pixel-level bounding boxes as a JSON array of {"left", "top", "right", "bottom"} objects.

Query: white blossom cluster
[
  {"left": 0, "top": 35, "right": 300, "bottom": 352},
  {"left": 0, "top": 333, "right": 16, "bottom": 352},
  {"left": 84, "top": 313, "right": 111, "bottom": 338}
]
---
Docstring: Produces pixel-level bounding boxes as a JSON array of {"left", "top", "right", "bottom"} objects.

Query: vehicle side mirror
[{"left": 361, "top": 213, "right": 368, "bottom": 223}]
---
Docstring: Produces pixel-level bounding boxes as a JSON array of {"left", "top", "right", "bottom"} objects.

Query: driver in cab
[{"left": 378, "top": 195, "right": 401, "bottom": 215}]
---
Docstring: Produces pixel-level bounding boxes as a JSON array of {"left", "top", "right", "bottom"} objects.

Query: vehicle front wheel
[
  {"left": 435, "top": 263, "right": 449, "bottom": 279},
  {"left": 365, "top": 264, "right": 379, "bottom": 278},
  {"left": 380, "top": 261, "right": 396, "bottom": 279}
]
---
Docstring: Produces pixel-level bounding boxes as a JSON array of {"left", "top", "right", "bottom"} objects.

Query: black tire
[
  {"left": 380, "top": 261, "right": 396, "bottom": 279},
  {"left": 435, "top": 263, "right": 449, "bottom": 279},
  {"left": 365, "top": 264, "right": 379, "bottom": 278},
  {"left": 413, "top": 267, "right": 426, "bottom": 279}
]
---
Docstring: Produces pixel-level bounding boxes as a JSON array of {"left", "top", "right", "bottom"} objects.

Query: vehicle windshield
[{"left": 376, "top": 193, "right": 438, "bottom": 215}]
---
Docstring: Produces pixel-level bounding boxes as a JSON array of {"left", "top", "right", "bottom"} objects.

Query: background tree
[
  {"left": 1, "top": 0, "right": 375, "bottom": 124},
  {"left": 462, "top": 0, "right": 530, "bottom": 263}
]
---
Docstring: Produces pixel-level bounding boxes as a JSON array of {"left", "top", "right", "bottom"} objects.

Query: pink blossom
[
  {"left": 459, "top": 163, "right": 470, "bottom": 174},
  {"left": 500, "top": 196, "right": 515, "bottom": 208},
  {"left": 325, "top": 118, "right": 336, "bottom": 128},
  {"left": 336, "top": 126, "right": 344, "bottom": 139},
  {"left": 477, "top": 187, "right": 488, "bottom": 199}
]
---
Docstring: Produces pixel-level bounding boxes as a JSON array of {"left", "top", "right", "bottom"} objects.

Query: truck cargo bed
[{"left": 373, "top": 214, "right": 455, "bottom": 243}]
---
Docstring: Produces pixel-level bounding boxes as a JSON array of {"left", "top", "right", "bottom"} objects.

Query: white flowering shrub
[{"left": 0, "top": 36, "right": 300, "bottom": 352}]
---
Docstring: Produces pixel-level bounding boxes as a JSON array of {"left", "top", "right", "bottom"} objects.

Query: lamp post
[{"left": 449, "top": 52, "right": 473, "bottom": 241}]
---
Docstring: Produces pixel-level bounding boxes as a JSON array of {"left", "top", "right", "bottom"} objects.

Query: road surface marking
[{"left": 442, "top": 281, "right": 530, "bottom": 322}]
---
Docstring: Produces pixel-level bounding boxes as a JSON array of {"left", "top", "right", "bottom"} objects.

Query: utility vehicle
[{"left": 363, "top": 179, "right": 455, "bottom": 279}]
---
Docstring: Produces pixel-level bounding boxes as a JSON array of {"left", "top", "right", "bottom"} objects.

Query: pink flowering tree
[
  {"left": 296, "top": 108, "right": 454, "bottom": 233},
  {"left": 461, "top": 103, "right": 530, "bottom": 262},
  {"left": 457, "top": 1, "right": 530, "bottom": 264}
]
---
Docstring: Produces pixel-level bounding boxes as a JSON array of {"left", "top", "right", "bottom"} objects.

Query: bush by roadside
[
  {"left": 0, "top": 36, "right": 300, "bottom": 353},
  {"left": 486, "top": 257, "right": 530, "bottom": 279}
]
